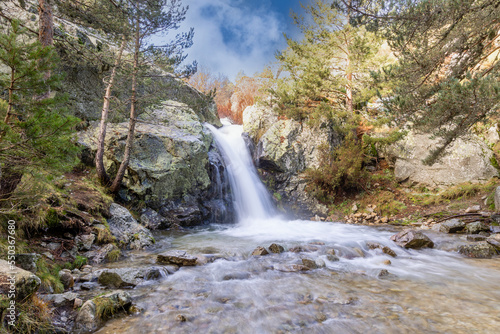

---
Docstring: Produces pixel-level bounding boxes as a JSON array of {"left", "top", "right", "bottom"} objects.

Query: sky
[{"left": 175, "top": 0, "right": 305, "bottom": 80}]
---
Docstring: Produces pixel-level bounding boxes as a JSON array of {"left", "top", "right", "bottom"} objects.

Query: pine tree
[
  {"left": 0, "top": 19, "right": 79, "bottom": 200},
  {"left": 349, "top": 0, "right": 500, "bottom": 163},
  {"left": 273, "top": 0, "right": 385, "bottom": 122}
]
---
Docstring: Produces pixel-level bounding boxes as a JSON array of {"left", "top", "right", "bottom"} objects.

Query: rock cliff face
[
  {"left": 242, "top": 105, "right": 340, "bottom": 217},
  {"left": 383, "top": 131, "right": 498, "bottom": 187},
  {"left": 79, "top": 101, "right": 233, "bottom": 226}
]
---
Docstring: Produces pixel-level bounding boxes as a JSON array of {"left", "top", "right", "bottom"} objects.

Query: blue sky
[{"left": 177, "top": 0, "right": 305, "bottom": 80}]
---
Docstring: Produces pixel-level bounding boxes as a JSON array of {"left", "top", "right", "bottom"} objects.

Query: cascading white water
[{"left": 206, "top": 120, "right": 277, "bottom": 221}]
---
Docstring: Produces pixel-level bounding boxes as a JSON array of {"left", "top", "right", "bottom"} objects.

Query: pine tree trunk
[
  {"left": 346, "top": 69, "right": 353, "bottom": 113},
  {"left": 96, "top": 37, "right": 127, "bottom": 185},
  {"left": 38, "top": 0, "right": 53, "bottom": 47},
  {"left": 109, "top": 21, "right": 140, "bottom": 193},
  {"left": 345, "top": 0, "right": 353, "bottom": 114}
]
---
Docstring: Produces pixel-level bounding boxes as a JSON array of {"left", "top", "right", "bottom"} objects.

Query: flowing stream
[{"left": 97, "top": 122, "right": 500, "bottom": 334}]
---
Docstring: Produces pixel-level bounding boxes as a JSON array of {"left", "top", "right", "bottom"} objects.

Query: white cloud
[{"left": 175, "top": 0, "right": 288, "bottom": 80}]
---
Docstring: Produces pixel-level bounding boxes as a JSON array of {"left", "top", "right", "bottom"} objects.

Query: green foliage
[
  {"left": 0, "top": 20, "right": 80, "bottom": 202},
  {"left": 105, "top": 248, "right": 121, "bottom": 262},
  {"left": 363, "top": 0, "right": 500, "bottom": 163},
  {"left": 36, "top": 258, "right": 64, "bottom": 294},
  {"left": 271, "top": 0, "right": 387, "bottom": 121},
  {"left": 0, "top": 295, "right": 54, "bottom": 333},
  {"left": 410, "top": 180, "right": 497, "bottom": 206},
  {"left": 376, "top": 191, "right": 407, "bottom": 216},
  {"left": 73, "top": 255, "right": 88, "bottom": 269},
  {"left": 305, "top": 130, "right": 369, "bottom": 204}
]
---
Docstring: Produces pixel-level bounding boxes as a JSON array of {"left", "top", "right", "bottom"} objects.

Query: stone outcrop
[
  {"left": 382, "top": 131, "right": 498, "bottom": 187},
  {"left": 79, "top": 101, "right": 233, "bottom": 227},
  {"left": 242, "top": 104, "right": 341, "bottom": 217}
]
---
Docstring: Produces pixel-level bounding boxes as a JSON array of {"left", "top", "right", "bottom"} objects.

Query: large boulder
[
  {"left": 383, "top": 131, "right": 498, "bottom": 187},
  {"left": 79, "top": 101, "right": 232, "bottom": 226},
  {"left": 242, "top": 104, "right": 340, "bottom": 217},
  {"left": 390, "top": 230, "right": 434, "bottom": 249},
  {"left": 79, "top": 101, "right": 213, "bottom": 202},
  {"left": 108, "top": 203, "right": 154, "bottom": 250},
  {"left": 0, "top": 259, "right": 41, "bottom": 301}
]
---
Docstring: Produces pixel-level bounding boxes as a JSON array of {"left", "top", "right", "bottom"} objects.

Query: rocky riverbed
[{"left": 4, "top": 203, "right": 499, "bottom": 333}]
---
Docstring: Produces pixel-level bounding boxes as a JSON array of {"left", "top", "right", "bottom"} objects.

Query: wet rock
[
  {"left": 458, "top": 242, "right": 498, "bottom": 258},
  {"left": 436, "top": 219, "right": 466, "bottom": 233},
  {"left": 467, "top": 235, "right": 487, "bottom": 242},
  {"left": 383, "top": 260, "right": 392, "bottom": 265},
  {"left": 14, "top": 253, "right": 40, "bottom": 273},
  {"left": 289, "top": 245, "right": 318, "bottom": 253},
  {"left": 382, "top": 246, "right": 397, "bottom": 257},
  {"left": 97, "top": 267, "right": 164, "bottom": 288},
  {"left": 222, "top": 272, "right": 251, "bottom": 281},
  {"left": 108, "top": 203, "right": 154, "bottom": 250},
  {"left": 465, "top": 221, "right": 490, "bottom": 234},
  {"left": 326, "top": 254, "right": 340, "bottom": 262},
  {"left": 41, "top": 292, "right": 78, "bottom": 307},
  {"left": 75, "top": 234, "right": 95, "bottom": 251},
  {"left": 140, "top": 208, "right": 168, "bottom": 230},
  {"left": 157, "top": 250, "right": 197, "bottom": 266},
  {"left": 269, "top": 243, "right": 285, "bottom": 254},
  {"left": 390, "top": 230, "right": 434, "bottom": 249},
  {"left": 486, "top": 234, "right": 500, "bottom": 250},
  {"left": 59, "top": 269, "right": 75, "bottom": 290},
  {"left": 251, "top": 246, "right": 269, "bottom": 256},
  {"left": 73, "top": 290, "right": 132, "bottom": 333},
  {"left": 98, "top": 271, "right": 133, "bottom": 289},
  {"left": 0, "top": 259, "right": 41, "bottom": 301},
  {"left": 366, "top": 242, "right": 382, "bottom": 250},
  {"left": 378, "top": 269, "right": 396, "bottom": 279},
  {"left": 301, "top": 258, "right": 318, "bottom": 269},
  {"left": 81, "top": 282, "right": 99, "bottom": 291},
  {"left": 365, "top": 242, "right": 396, "bottom": 256},
  {"left": 326, "top": 248, "right": 336, "bottom": 256},
  {"left": 315, "top": 259, "right": 326, "bottom": 268},
  {"left": 274, "top": 264, "right": 310, "bottom": 272},
  {"left": 160, "top": 203, "right": 203, "bottom": 227}
]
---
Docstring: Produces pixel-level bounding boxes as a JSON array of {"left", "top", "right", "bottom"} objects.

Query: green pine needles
[{"left": 0, "top": 19, "right": 80, "bottom": 202}]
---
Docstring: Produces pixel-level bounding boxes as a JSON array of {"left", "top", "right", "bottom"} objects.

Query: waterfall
[{"left": 205, "top": 121, "right": 277, "bottom": 221}]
